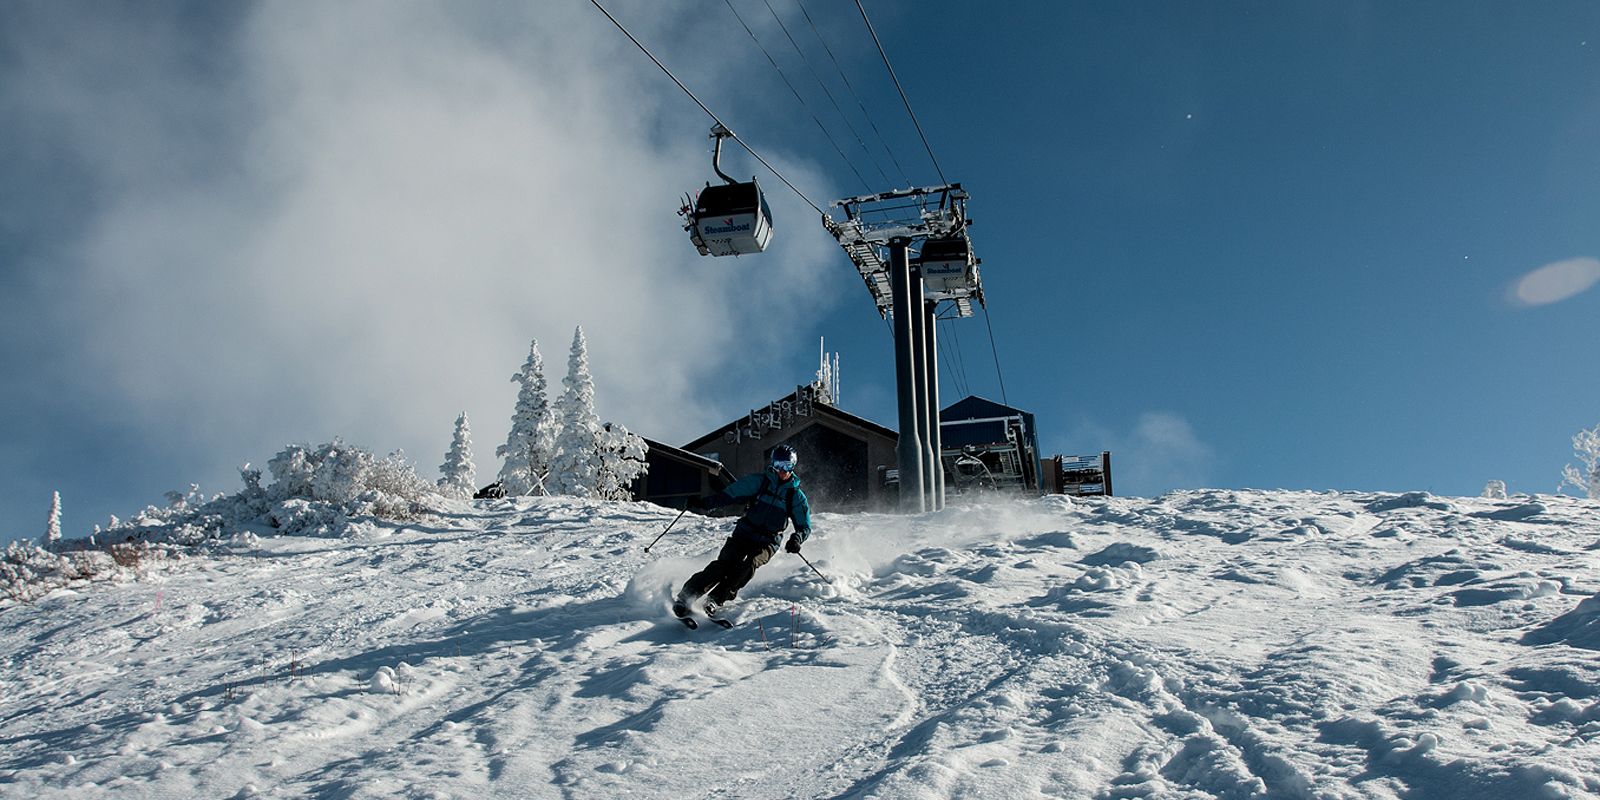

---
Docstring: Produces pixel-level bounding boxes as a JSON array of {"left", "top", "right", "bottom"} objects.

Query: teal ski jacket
[{"left": 705, "top": 466, "right": 812, "bottom": 548}]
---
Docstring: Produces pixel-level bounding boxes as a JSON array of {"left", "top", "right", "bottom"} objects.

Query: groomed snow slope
[{"left": 1, "top": 490, "right": 1597, "bottom": 799}]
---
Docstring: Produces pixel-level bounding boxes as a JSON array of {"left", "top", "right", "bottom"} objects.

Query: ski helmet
[{"left": 770, "top": 445, "right": 798, "bottom": 472}]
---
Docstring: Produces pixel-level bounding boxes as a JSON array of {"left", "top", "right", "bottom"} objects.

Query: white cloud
[
  {"left": 4, "top": 2, "right": 846, "bottom": 496},
  {"left": 1508, "top": 257, "right": 1600, "bottom": 307}
]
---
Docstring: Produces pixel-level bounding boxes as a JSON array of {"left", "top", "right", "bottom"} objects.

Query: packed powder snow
[{"left": 1, "top": 490, "right": 1598, "bottom": 798}]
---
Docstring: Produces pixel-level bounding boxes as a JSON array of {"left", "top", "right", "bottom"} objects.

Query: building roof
[
  {"left": 641, "top": 437, "right": 737, "bottom": 482},
  {"left": 682, "top": 394, "right": 898, "bottom": 452},
  {"left": 815, "top": 403, "right": 899, "bottom": 440},
  {"left": 940, "top": 395, "right": 1032, "bottom": 421}
]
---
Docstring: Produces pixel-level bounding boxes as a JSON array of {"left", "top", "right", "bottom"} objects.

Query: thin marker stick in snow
[{"left": 643, "top": 508, "right": 690, "bottom": 553}]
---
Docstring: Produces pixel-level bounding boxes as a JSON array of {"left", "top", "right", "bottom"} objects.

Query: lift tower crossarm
[{"left": 823, "top": 183, "right": 981, "bottom": 320}]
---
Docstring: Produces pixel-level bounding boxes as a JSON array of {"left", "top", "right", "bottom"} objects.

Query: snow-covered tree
[
  {"left": 1560, "top": 423, "right": 1600, "bottom": 500},
  {"left": 549, "top": 326, "right": 606, "bottom": 497},
  {"left": 43, "top": 491, "right": 61, "bottom": 551},
  {"left": 438, "top": 412, "right": 477, "bottom": 498},
  {"left": 595, "top": 422, "right": 649, "bottom": 501},
  {"left": 1482, "top": 480, "right": 1508, "bottom": 500},
  {"left": 497, "top": 339, "right": 556, "bottom": 496}
]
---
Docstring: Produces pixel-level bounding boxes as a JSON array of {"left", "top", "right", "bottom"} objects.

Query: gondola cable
[
  {"left": 760, "top": 0, "right": 894, "bottom": 188},
  {"left": 949, "top": 316, "right": 973, "bottom": 395},
  {"left": 942, "top": 315, "right": 973, "bottom": 398},
  {"left": 937, "top": 319, "right": 969, "bottom": 399},
  {"left": 794, "top": 0, "right": 913, "bottom": 188},
  {"left": 724, "top": 0, "right": 874, "bottom": 194},
  {"left": 854, "top": 0, "right": 949, "bottom": 186},
  {"left": 981, "top": 302, "right": 1010, "bottom": 408},
  {"left": 588, "top": 0, "right": 827, "bottom": 218}
]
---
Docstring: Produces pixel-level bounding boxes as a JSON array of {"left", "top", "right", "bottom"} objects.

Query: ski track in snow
[{"left": 2, "top": 490, "right": 1598, "bottom": 799}]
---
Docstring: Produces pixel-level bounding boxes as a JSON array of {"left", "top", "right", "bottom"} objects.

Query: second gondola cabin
[
  {"left": 915, "top": 236, "right": 976, "bottom": 295},
  {"left": 688, "top": 179, "right": 774, "bottom": 257}
]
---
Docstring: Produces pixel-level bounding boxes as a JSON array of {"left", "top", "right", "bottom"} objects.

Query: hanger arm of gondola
[{"left": 710, "top": 124, "right": 739, "bottom": 186}]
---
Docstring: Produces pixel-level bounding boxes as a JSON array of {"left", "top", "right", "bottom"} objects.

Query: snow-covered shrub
[
  {"left": 163, "top": 484, "right": 214, "bottom": 511},
  {"left": 267, "top": 499, "right": 347, "bottom": 536},
  {"left": 265, "top": 445, "right": 315, "bottom": 498},
  {"left": 108, "top": 541, "right": 166, "bottom": 570},
  {"left": 2, "top": 540, "right": 124, "bottom": 603},
  {"left": 308, "top": 444, "right": 370, "bottom": 504},
  {"left": 1560, "top": 424, "right": 1600, "bottom": 500},
  {"left": 233, "top": 463, "right": 271, "bottom": 518},
  {"left": 595, "top": 422, "right": 648, "bottom": 501},
  {"left": 265, "top": 441, "right": 366, "bottom": 502},
  {"left": 260, "top": 442, "right": 439, "bottom": 528},
  {"left": 265, "top": 440, "right": 436, "bottom": 507},
  {"left": 3, "top": 439, "right": 444, "bottom": 604},
  {"left": 1482, "top": 480, "right": 1508, "bottom": 500},
  {"left": 73, "top": 441, "right": 437, "bottom": 553},
  {"left": 365, "top": 450, "right": 437, "bottom": 503}
]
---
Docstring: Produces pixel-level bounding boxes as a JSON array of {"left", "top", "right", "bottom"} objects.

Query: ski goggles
[{"left": 772, "top": 459, "right": 796, "bottom": 472}]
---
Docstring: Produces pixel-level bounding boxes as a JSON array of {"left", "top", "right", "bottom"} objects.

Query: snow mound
[
  {"left": 1081, "top": 542, "right": 1161, "bottom": 566},
  {"left": 1524, "top": 593, "right": 1600, "bottom": 651},
  {"left": 1366, "top": 491, "right": 1454, "bottom": 512}
]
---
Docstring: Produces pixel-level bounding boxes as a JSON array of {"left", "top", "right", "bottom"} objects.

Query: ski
[
  {"left": 672, "top": 600, "right": 697, "bottom": 629},
  {"left": 672, "top": 595, "right": 732, "bottom": 630},
  {"left": 705, "top": 601, "right": 735, "bottom": 629},
  {"left": 672, "top": 610, "right": 731, "bottom": 630}
]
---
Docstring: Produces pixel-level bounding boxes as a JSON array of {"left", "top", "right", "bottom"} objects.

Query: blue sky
[{"left": 3, "top": 1, "right": 1597, "bottom": 544}]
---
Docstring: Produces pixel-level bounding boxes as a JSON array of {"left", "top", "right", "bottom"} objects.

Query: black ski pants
[{"left": 682, "top": 531, "right": 777, "bottom": 604}]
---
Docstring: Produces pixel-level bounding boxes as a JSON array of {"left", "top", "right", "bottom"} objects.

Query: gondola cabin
[
  {"left": 688, "top": 179, "right": 774, "bottom": 257},
  {"left": 915, "top": 236, "right": 976, "bottom": 294}
]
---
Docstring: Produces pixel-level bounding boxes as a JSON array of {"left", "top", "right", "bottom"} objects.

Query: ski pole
[
  {"left": 643, "top": 507, "right": 690, "bottom": 553},
  {"left": 795, "top": 550, "right": 829, "bottom": 583}
]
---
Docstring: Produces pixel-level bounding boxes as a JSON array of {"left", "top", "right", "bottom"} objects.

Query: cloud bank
[{"left": 0, "top": 2, "right": 845, "bottom": 537}]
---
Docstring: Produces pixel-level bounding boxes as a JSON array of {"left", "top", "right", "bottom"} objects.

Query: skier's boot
[
  {"left": 671, "top": 589, "right": 692, "bottom": 620},
  {"left": 703, "top": 597, "right": 734, "bottom": 628}
]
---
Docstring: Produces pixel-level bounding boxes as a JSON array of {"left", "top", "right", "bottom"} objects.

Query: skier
[{"left": 674, "top": 444, "right": 812, "bottom": 622}]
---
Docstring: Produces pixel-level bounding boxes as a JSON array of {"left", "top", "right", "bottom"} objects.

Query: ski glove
[{"left": 785, "top": 535, "right": 802, "bottom": 554}]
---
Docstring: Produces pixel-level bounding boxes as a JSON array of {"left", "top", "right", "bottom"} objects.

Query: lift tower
[{"left": 823, "top": 184, "right": 983, "bottom": 512}]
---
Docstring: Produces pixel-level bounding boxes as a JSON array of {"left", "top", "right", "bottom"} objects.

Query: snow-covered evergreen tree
[
  {"left": 549, "top": 326, "right": 606, "bottom": 498},
  {"left": 496, "top": 339, "right": 556, "bottom": 496},
  {"left": 1560, "top": 423, "right": 1600, "bottom": 500},
  {"left": 43, "top": 492, "right": 61, "bottom": 551},
  {"left": 595, "top": 422, "right": 649, "bottom": 501},
  {"left": 438, "top": 412, "right": 477, "bottom": 498},
  {"left": 1482, "top": 480, "right": 1508, "bottom": 500}
]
